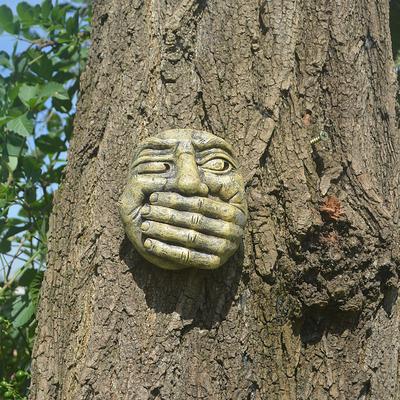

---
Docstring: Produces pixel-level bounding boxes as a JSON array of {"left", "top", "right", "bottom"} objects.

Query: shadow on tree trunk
[{"left": 119, "top": 237, "right": 244, "bottom": 329}]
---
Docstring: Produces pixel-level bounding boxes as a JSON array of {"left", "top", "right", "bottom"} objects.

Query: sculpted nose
[{"left": 175, "top": 153, "right": 209, "bottom": 197}]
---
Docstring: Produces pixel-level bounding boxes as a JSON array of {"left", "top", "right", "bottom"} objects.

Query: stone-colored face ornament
[{"left": 119, "top": 129, "right": 248, "bottom": 270}]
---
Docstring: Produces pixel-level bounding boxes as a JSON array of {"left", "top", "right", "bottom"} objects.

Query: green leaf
[
  {"left": 18, "top": 84, "right": 39, "bottom": 108},
  {"left": 0, "top": 184, "right": 14, "bottom": 209},
  {"left": 16, "top": 53, "right": 29, "bottom": 75},
  {"left": 0, "top": 237, "right": 11, "bottom": 253},
  {"left": 2, "top": 224, "right": 28, "bottom": 239},
  {"left": 36, "top": 135, "right": 66, "bottom": 153},
  {"left": 39, "top": 82, "right": 69, "bottom": 100},
  {"left": 0, "top": 116, "right": 13, "bottom": 127},
  {"left": 47, "top": 112, "right": 62, "bottom": 132},
  {"left": 11, "top": 296, "right": 35, "bottom": 328},
  {"left": 53, "top": 97, "right": 72, "bottom": 113},
  {"left": 6, "top": 114, "right": 34, "bottom": 137},
  {"left": 66, "top": 11, "right": 79, "bottom": 35},
  {"left": 0, "top": 183, "right": 10, "bottom": 204},
  {"left": 22, "top": 156, "right": 42, "bottom": 181},
  {"left": 65, "top": 116, "right": 73, "bottom": 140},
  {"left": 43, "top": 164, "right": 64, "bottom": 184},
  {"left": 0, "top": 5, "right": 14, "bottom": 34},
  {"left": 21, "top": 26, "right": 41, "bottom": 41},
  {"left": 30, "top": 52, "right": 53, "bottom": 80},
  {"left": 24, "top": 186, "right": 36, "bottom": 203},
  {"left": 53, "top": 71, "right": 75, "bottom": 83},
  {"left": 33, "top": 4, "right": 41, "bottom": 20},
  {"left": 50, "top": 5, "right": 67, "bottom": 25},
  {"left": 17, "top": 2, "right": 35, "bottom": 27},
  {"left": 7, "top": 142, "right": 22, "bottom": 156},
  {"left": 8, "top": 85, "right": 20, "bottom": 103},
  {"left": 41, "top": 0, "right": 53, "bottom": 20},
  {"left": 28, "top": 270, "right": 44, "bottom": 307},
  {"left": 18, "top": 268, "right": 37, "bottom": 287},
  {"left": 7, "top": 156, "right": 18, "bottom": 172},
  {"left": 0, "top": 50, "right": 10, "bottom": 68},
  {"left": 6, "top": 132, "right": 26, "bottom": 156},
  {"left": 13, "top": 19, "right": 21, "bottom": 35}
]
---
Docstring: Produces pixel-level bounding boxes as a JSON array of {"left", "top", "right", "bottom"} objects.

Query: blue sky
[
  {"left": 1, "top": 0, "right": 41, "bottom": 12},
  {"left": 0, "top": 0, "right": 43, "bottom": 54}
]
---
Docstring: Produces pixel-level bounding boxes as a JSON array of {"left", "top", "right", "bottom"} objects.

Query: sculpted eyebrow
[
  {"left": 137, "top": 139, "right": 176, "bottom": 152},
  {"left": 193, "top": 138, "right": 234, "bottom": 156},
  {"left": 131, "top": 140, "right": 175, "bottom": 169},
  {"left": 131, "top": 153, "right": 174, "bottom": 169}
]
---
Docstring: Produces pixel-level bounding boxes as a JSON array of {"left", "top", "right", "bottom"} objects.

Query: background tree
[{"left": 13, "top": 0, "right": 400, "bottom": 399}]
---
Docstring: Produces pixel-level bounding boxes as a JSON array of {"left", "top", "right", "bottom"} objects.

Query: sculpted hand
[{"left": 139, "top": 192, "right": 246, "bottom": 269}]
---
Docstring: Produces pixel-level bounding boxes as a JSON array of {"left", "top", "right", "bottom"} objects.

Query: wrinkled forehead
[{"left": 134, "top": 129, "right": 234, "bottom": 157}]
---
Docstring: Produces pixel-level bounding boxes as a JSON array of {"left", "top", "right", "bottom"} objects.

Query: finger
[
  {"left": 144, "top": 238, "right": 221, "bottom": 269},
  {"left": 141, "top": 205, "right": 243, "bottom": 240},
  {"left": 119, "top": 176, "right": 167, "bottom": 222},
  {"left": 141, "top": 220, "right": 236, "bottom": 255},
  {"left": 149, "top": 192, "right": 247, "bottom": 226}
]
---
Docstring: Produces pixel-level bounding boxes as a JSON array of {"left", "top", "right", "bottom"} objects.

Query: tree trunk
[{"left": 30, "top": 0, "right": 399, "bottom": 399}]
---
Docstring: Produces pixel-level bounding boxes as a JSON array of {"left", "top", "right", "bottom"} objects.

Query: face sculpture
[{"left": 119, "top": 129, "right": 247, "bottom": 270}]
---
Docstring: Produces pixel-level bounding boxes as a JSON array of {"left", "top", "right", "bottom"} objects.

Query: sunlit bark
[{"left": 30, "top": 1, "right": 399, "bottom": 399}]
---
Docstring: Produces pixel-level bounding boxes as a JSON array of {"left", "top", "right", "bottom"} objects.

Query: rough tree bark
[{"left": 30, "top": 0, "right": 399, "bottom": 399}]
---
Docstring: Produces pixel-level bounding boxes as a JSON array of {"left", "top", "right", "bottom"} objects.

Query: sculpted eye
[
  {"left": 136, "top": 162, "right": 171, "bottom": 174},
  {"left": 200, "top": 158, "right": 233, "bottom": 173}
]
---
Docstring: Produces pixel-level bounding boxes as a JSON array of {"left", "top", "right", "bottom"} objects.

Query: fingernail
[
  {"left": 141, "top": 222, "right": 150, "bottom": 231},
  {"left": 144, "top": 239, "right": 152, "bottom": 248},
  {"left": 150, "top": 193, "right": 158, "bottom": 203},
  {"left": 141, "top": 205, "right": 150, "bottom": 215}
]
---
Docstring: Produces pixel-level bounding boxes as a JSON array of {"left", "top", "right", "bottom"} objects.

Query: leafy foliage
[{"left": 0, "top": 1, "right": 90, "bottom": 398}]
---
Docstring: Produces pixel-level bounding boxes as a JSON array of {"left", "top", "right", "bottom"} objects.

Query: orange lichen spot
[{"left": 320, "top": 196, "right": 345, "bottom": 221}]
